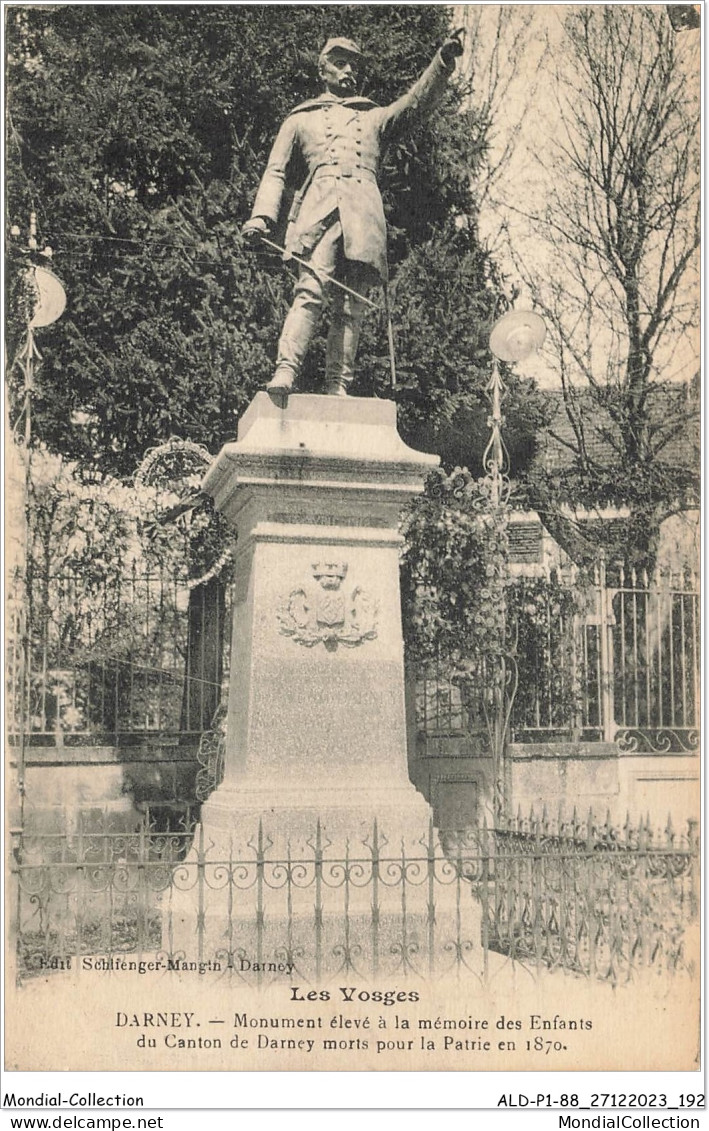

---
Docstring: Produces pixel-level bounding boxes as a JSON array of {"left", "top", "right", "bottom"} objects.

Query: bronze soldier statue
[{"left": 242, "top": 31, "right": 464, "bottom": 396}]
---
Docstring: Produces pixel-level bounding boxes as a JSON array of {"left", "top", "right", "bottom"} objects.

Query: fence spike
[
  {"left": 639, "top": 817, "right": 648, "bottom": 850},
  {"left": 665, "top": 812, "right": 674, "bottom": 844}
]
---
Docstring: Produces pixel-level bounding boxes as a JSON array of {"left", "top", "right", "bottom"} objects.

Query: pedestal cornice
[{"left": 202, "top": 392, "right": 439, "bottom": 523}]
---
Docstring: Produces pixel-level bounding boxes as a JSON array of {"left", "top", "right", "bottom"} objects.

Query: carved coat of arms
[{"left": 276, "top": 560, "right": 378, "bottom": 651}]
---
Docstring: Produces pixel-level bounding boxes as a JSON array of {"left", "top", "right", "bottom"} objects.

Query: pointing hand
[{"left": 441, "top": 28, "right": 465, "bottom": 66}]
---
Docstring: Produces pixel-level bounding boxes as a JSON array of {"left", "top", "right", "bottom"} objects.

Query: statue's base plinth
[{"left": 200, "top": 782, "right": 431, "bottom": 856}]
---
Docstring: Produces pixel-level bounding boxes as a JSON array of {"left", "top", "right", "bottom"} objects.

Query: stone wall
[{"left": 7, "top": 741, "right": 200, "bottom": 832}]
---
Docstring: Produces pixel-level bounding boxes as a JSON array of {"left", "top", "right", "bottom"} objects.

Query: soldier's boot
[
  {"left": 269, "top": 271, "right": 324, "bottom": 392},
  {"left": 324, "top": 288, "right": 367, "bottom": 396},
  {"left": 266, "top": 363, "right": 297, "bottom": 392}
]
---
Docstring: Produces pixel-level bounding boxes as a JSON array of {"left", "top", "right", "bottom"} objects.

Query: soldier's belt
[{"left": 313, "top": 163, "right": 378, "bottom": 181}]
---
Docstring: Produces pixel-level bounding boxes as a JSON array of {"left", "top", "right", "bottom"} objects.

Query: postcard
[{"left": 4, "top": 1, "right": 701, "bottom": 1085}]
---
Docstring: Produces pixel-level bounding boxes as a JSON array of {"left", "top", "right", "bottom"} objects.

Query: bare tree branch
[{"left": 514, "top": 6, "right": 699, "bottom": 568}]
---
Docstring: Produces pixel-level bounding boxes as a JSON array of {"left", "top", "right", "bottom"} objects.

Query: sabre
[
  {"left": 383, "top": 282, "right": 397, "bottom": 392},
  {"left": 257, "top": 234, "right": 379, "bottom": 311}
]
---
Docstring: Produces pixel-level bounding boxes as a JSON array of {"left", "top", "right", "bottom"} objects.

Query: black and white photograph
[{"left": 3, "top": 0, "right": 702, "bottom": 1098}]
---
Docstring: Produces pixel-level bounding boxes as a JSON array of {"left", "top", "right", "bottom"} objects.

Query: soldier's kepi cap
[{"left": 318, "top": 37, "right": 363, "bottom": 65}]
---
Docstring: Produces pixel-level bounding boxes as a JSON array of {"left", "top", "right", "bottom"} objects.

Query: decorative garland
[
  {"left": 134, "top": 437, "right": 233, "bottom": 589},
  {"left": 134, "top": 436, "right": 213, "bottom": 488}
]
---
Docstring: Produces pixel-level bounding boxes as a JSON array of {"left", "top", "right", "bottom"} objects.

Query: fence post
[
  {"left": 74, "top": 812, "right": 85, "bottom": 976},
  {"left": 196, "top": 820, "right": 205, "bottom": 965},
  {"left": 426, "top": 820, "right": 435, "bottom": 978},
  {"left": 597, "top": 554, "right": 616, "bottom": 743},
  {"left": 137, "top": 816, "right": 147, "bottom": 955},
  {"left": 687, "top": 818, "right": 699, "bottom": 917},
  {"left": 480, "top": 817, "right": 490, "bottom": 984},
  {"left": 399, "top": 836, "right": 410, "bottom": 974},
  {"left": 585, "top": 809, "right": 597, "bottom": 978},
  {"left": 343, "top": 839, "right": 352, "bottom": 971},
  {"left": 531, "top": 809, "right": 544, "bottom": 967},
  {"left": 255, "top": 820, "right": 264, "bottom": 988},
  {"left": 314, "top": 820, "right": 323, "bottom": 983},
  {"left": 371, "top": 819, "right": 380, "bottom": 978},
  {"left": 9, "top": 827, "right": 22, "bottom": 985}
]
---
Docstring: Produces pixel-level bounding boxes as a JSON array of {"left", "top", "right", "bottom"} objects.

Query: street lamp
[
  {"left": 485, "top": 308, "right": 546, "bottom": 505},
  {"left": 10, "top": 212, "right": 67, "bottom": 449},
  {"left": 8, "top": 212, "right": 67, "bottom": 827},
  {"left": 484, "top": 306, "right": 546, "bottom": 820}
]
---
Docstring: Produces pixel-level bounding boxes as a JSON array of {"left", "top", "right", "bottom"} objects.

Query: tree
[
  {"left": 517, "top": 6, "right": 700, "bottom": 568},
  {"left": 5, "top": 5, "right": 547, "bottom": 482}
]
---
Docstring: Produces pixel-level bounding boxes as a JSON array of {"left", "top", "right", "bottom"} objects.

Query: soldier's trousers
[{"left": 277, "top": 219, "right": 374, "bottom": 389}]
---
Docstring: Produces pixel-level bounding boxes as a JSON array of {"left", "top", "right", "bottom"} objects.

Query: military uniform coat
[{"left": 249, "top": 50, "right": 454, "bottom": 282}]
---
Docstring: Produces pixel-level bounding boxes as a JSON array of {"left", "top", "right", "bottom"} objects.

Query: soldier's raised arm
[{"left": 375, "top": 28, "right": 465, "bottom": 139}]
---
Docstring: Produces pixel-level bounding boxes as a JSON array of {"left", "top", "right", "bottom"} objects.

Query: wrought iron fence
[
  {"left": 415, "top": 563, "right": 700, "bottom": 752},
  {"left": 8, "top": 552, "right": 698, "bottom": 758},
  {"left": 10, "top": 809, "right": 697, "bottom": 987},
  {"left": 608, "top": 564, "right": 700, "bottom": 753},
  {"left": 461, "top": 809, "right": 697, "bottom": 980},
  {"left": 6, "top": 564, "right": 230, "bottom": 744}
]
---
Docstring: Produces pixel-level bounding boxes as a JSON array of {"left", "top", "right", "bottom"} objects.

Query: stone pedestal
[
  {"left": 163, "top": 394, "right": 484, "bottom": 978},
  {"left": 199, "top": 392, "right": 438, "bottom": 851}
]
